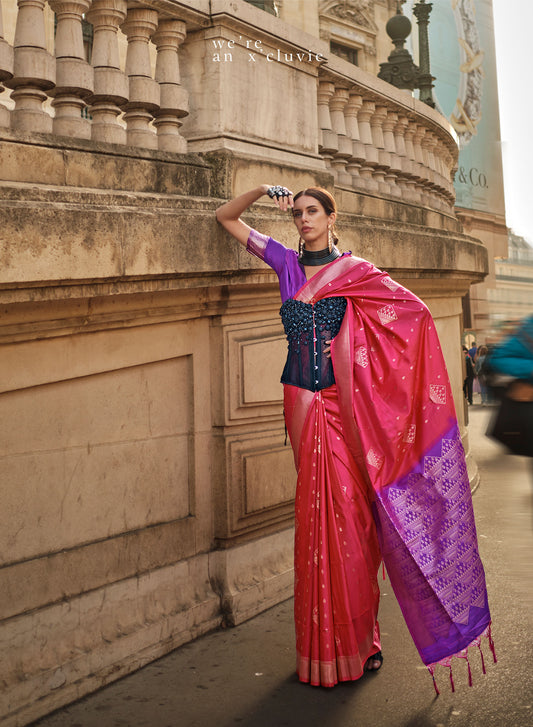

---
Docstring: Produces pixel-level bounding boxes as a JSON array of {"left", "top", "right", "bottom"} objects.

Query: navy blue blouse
[{"left": 280, "top": 297, "right": 347, "bottom": 391}]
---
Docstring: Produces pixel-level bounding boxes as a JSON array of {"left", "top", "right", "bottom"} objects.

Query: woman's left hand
[{"left": 324, "top": 340, "right": 332, "bottom": 359}]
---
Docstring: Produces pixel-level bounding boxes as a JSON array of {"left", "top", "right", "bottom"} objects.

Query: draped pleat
[{"left": 285, "top": 384, "right": 381, "bottom": 686}]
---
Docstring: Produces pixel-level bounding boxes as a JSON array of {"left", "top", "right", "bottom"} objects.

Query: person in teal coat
[
  {"left": 487, "top": 315, "right": 533, "bottom": 458},
  {"left": 489, "top": 315, "right": 533, "bottom": 382}
]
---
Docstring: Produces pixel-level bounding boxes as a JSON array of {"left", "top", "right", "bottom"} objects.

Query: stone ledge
[
  {"left": 0, "top": 187, "right": 487, "bottom": 296},
  {"left": 0, "top": 130, "right": 210, "bottom": 195},
  {"left": 209, "top": 527, "right": 294, "bottom": 627},
  {"left": 0, "top": 554, "right": 222, "bottom": 727}
]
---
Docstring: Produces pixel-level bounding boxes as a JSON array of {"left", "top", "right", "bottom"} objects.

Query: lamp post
[
  {"left": 378, "top": 2, "right": 418, "bottom": 91},
  {"left": 413, "top": 0, "right": 435, "bottom": 108},
  {"left": 378, "top": 0, "right": 436, "bottom": 109}
]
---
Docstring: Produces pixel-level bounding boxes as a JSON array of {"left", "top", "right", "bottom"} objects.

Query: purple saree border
[{"left": 374, "top": 421, "right": 491, "bottom": 665}]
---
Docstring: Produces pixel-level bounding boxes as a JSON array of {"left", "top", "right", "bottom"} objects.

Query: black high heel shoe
[{"left": 365, "top": 650, "right": 383, "bottom": 671}]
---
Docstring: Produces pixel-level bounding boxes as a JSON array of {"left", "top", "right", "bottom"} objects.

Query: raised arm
[{"left": 215, "top": 184, "right": 293, "bottom": 246}]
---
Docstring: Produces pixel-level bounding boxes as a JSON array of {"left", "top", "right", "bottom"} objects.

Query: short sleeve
[
  {"left": 246, "top": 229, "right": 288, "bottom": 278},
  {"left": 246, "top": 229, "right": 270, "bottom": 260},
  {"left": 245, "top": 229, "right": 306, "bottom": 302}
]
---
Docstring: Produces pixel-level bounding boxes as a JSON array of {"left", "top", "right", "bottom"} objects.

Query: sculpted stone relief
[{"left": 319, "top": 1, "right": 377, "bottom": 32}]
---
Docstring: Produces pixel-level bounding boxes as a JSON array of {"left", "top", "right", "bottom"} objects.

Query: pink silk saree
[{"left": 284, "top": 255, "right": 494, "bottom": 690}]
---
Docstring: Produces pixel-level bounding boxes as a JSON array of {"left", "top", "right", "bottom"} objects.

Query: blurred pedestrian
[
  {"left": 475, "top": 345, "right": 490, "bottom": 405},
  {"left": 487, "top": 315, "right": 533, "bottom": 457},
  {"left": 463, "top": 345, "right": 475, "bottom": 405}
]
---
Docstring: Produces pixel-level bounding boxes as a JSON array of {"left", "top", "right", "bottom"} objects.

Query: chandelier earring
[
  {"left": 299, "top": 236, "right": 304, "bottom": 256},
  {"left": 328, "top": 226, "right": 333, "bottom": 252}
]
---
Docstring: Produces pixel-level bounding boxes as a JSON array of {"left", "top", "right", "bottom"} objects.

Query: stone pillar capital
[
  {"left": 358, "top": 99, "right": 375, "bottom": 122},
  {"left": 121, "top": 7, "right": 159, "bottom": 43},
  {"left": 152, "top": 19, "right": 187, "bottom": 51},
  {"left": 329, "top": 87, "right": 349, "bottom": 113}
]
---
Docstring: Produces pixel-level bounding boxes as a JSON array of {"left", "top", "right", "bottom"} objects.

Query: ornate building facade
[
  {"left": 487, "top": 232, "right": 533, "bottom": 332},
  {"left": 0, "top": 1, "right": 488, "bottom": 724}
]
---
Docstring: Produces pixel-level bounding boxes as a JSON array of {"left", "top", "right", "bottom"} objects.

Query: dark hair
[{"left": 293, "top": 187, "right": 338, "bottom": 242}]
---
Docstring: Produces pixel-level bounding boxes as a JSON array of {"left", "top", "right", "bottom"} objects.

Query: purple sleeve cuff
[{"left": 246, "top": 229, "right": 270, "bottom": 260}]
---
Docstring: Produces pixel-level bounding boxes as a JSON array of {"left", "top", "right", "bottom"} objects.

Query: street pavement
[{"left": 33, "top": 404, "right": 533, "bottom": 727}]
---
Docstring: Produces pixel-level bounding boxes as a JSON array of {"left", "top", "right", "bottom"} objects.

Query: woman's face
[{"left": 292, "top": 195, "right": 336, "bottom": 248}]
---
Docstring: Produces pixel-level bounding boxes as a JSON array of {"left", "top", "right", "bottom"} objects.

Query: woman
[{"left": 216, "top": 185, "right": 494, "bottom": 691}]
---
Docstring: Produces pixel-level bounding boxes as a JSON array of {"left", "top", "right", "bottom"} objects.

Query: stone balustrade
[
  {"left": 316, "top": 66, "right": 458, "bottom": 212},
  {"left": 0, "top": 0, "right": 458, "bottom": 210},
  {"left": 0, "top": 0, "right": 195, "bottom": 151}
]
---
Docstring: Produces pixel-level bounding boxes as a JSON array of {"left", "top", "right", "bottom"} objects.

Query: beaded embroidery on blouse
[{"left": 280, "top": 297, "right": 347, "bottom": 338}]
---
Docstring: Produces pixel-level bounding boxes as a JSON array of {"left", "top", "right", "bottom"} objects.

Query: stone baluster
[
  {"left": 370, "top": 105, "right": 390, "bottom": 194},
  {"left": 317, "top": 79, "right": 338, "bottom": 162},
  {"left": 5, "top": 0, "right": 55, "bottom": 132},
  {"left": 86, "top": 0, "right": 129, "bottom": 144},
  {"left": 121, "top": 5, "right": 159, "bottom": 148},
  {"left": 343, "top": 92, "right": 366, "bottom": 190},
  {"left": 432, "top": 134, "right": 453, "bottom": 206},
  {"left": 357, "top": 99, "right": 378, "bottom": 193},
  {"left": 49, "top": 0, "right": 94, "bottom": 139},
  {"left": 403, "top": 120, "right": 422, "bottom": 204},
  {"left": 392, "top": 115, "right": 411, "bottom": 198},
  {"left": 448, "top": 149, "right": 458, "bottom": 204},
  {"left": 442, "top": 146, "right": 456, "bottom": 204},
  {"left": 329, "top": 87, "right": 351, "bottom": 185},
  {"left": 412, "top": 123, "right": 430, "bottom": 205},
  {"left": 152, "top": 18, "right": 188, "bottom": 153},
  {"left": 382, "top": 110, "right": 401, "bottom": 197},
  {"left": 421, "top": 131, "right": 441, "bottom": 208},
  {"left": 0, "top": 0, "right": 14, "bottom": 127},
  {"left": 429, "top": 132, "right": 449, "bottom": 210}
]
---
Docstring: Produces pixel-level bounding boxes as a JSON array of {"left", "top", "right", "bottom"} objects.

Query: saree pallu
[{"left": 286, "top": 255, "right": 494, "bottom": 690}]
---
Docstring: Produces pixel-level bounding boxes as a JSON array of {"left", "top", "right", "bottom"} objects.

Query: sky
[{"left": 492, "top": 0, "right": 533, "bottom": 243}]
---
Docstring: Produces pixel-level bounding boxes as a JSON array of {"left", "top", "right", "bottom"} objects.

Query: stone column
[
  {"left": 49, "top": 0, "right": 94, "bottom": 139},
  {"left": 317, "top": 79, "right": 337, "bottom": 162},
  {"left": 357, "top": 99, "right": 379, "bottom": 193},
  {"left": 329, "top": 87, "right": 351, "bottom": 185},
  {"left": 0, "top": 0, "right": 14, "bottom": 127},
  {"left": 86, "top": 0, "right": 129, "bottom": 144},
  {"left": 152, "top": 18, "right": 188, "bottom": 153},
  {"left": 121, "top": 5, "right": 159, "bottom": 149},
  {"left": 344, "top": 92, "right": 366, "bottom": 190},
  {"left": 6, "top": 0, "right": 56, "bottom": 133}
]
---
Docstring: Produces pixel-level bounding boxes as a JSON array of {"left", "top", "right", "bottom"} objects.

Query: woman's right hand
[
  {"left": 215, "top": 184, "right": 293, "bottom": 247},
  {"left": 265, "top": 185, "right": 294, "bottom": 212}
]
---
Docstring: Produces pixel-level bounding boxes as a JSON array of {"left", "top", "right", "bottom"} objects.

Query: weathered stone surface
[{"left": 0, "top": 555, "right": 221, "bottom": 727}]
